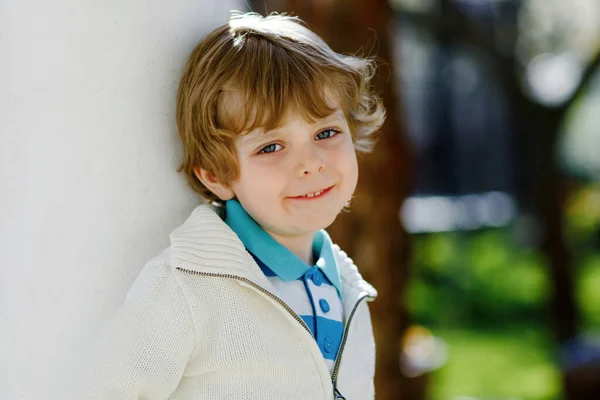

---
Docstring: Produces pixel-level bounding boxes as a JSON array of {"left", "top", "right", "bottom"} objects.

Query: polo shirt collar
[{"left": 224, "top": 199, "right": 342, "bottom": 296}]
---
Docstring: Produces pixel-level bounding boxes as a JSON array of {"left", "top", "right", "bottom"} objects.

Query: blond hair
[{"left": 176, "top": 11, "right": 386, "bottom": 203}]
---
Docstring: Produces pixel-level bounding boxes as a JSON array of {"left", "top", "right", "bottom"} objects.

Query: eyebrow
[
  {"left": 239, "top": 130, "right": 277, "bottom": 148},
  {"left": 240, "top": 109, "right": 345, "bottom": 146}
]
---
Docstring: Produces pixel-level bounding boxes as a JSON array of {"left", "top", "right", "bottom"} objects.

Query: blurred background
[
  {"left": 251, "top": 0, "right": 600, "bottom": 399},
  {"left": 2, "top": 0, "right": 598, "bottom": 399}
]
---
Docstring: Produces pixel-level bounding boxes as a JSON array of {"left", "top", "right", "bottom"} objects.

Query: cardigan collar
[{"left": 169, "top": 203, "right": 377, "bottom": 310}]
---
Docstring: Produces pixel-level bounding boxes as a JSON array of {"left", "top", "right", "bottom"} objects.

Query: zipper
[
  {"left": 331, "top": 293, "right": 375, "bottom": 399},
  {"left": 175, "top": 267, "right": 312, "bottom": 335},
  {"left": 333, "top": 386, "right": 347, "bottom": 399},
  {"left": 176, "top": 265, "right": 375, "bottom": 399}
]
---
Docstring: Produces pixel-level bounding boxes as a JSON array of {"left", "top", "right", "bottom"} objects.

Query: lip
[{"left": 288, "top": 185, "right": 335, "bottom": 201}]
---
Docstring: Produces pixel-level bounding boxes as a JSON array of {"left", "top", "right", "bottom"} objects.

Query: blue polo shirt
[{"left": 225, "top": 199, "right": 344, "bottom": 372}]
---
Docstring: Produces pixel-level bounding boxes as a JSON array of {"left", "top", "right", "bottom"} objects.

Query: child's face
[{"left": 226, "top": 101, "right": 358, "bottom": 241}]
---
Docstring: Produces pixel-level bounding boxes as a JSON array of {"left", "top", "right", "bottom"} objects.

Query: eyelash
[{"left": 257, "top": 128, "right": 341, "bottom": 155}]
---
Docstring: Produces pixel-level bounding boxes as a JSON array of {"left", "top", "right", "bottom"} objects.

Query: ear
[{"left": 193, "top": 166, "right": 235, "bottom": 201}]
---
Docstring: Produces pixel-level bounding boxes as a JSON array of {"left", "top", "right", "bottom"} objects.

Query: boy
[{"left": 76, "top": 10, "right": 385, "bottom": 400}]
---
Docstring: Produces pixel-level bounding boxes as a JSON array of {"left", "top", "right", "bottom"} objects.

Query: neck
[{"left": 268, "top": 231, "right": 315, "bottom": 265}]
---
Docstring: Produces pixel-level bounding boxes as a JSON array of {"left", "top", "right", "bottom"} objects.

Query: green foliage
[
  {"left": 564, "top": 183, "right": 600, "bottom": 329},
  {"left": 408, "top": 229, "right": 552, "bottom": 328},
  {"left": 563, "top": 184, "right": 600, "bottom": 244},
  {"left": 577, "top": 254, "right": 600, "bottom": 328}
]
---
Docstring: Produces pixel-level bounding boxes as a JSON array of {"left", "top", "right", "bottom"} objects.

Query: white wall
[{"left": 0, "top": 1, "right": 241, "bottom": 398}]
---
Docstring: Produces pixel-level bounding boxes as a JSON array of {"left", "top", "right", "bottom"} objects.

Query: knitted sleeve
[{"left": 73, "top": 263, "right": 195, "bottom": 399}]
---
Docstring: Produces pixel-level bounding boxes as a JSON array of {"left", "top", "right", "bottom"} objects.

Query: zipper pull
[{"left": 333, "top": 386, "right": 347, "bottom": 399}]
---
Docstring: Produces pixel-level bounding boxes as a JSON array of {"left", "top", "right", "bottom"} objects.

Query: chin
[{"left": 295, "top": 212, "right": 340, "bottom": 233}]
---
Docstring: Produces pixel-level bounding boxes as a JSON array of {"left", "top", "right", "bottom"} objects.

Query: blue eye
[
  {"left": 316, "top": 129, "right": 340, "bottom": 140},
  {"left": 258, "top": 143, "right": 282, "bottom": 154}
]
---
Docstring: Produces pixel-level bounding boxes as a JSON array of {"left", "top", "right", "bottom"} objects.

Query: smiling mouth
[{"left": 289, "top": 185, "right": 335, "bottom": 200}]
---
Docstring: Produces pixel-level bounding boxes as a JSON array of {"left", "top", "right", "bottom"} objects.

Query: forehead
[{"left": 218, "top": 85, "right": 345, "bottom": 136}]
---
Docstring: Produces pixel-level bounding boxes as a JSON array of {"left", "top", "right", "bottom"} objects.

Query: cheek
[
  {"left": 340, "top": 142, "right": 359, "bottom": 181},
  {"left": 236, "top": 161, "right": 283, "bottom": 196},
  {"left": 348, "top": 154, "right": 359, "bottom": 190}
]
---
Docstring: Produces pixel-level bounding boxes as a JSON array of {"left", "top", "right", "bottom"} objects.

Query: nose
[{"left": 297, "top": 145, "right": 325, "bottom": 177}]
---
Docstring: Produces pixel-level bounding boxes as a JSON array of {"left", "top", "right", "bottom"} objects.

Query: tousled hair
[{"left": 176, "top": 11, "right": 386, "bottom": 203}]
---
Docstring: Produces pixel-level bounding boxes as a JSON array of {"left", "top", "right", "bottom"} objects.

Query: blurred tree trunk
[{"left": 251, "top": 1, "right": 416, "bottom": 399}]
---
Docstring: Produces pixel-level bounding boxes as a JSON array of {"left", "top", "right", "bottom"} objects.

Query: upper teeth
[{"left": 304, "top": 190, "right": 322, "bottom": 198}]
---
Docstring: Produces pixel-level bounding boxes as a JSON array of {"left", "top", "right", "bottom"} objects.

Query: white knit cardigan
[{"left": 73, "top": 204, "right": 378, "bottom": 400}]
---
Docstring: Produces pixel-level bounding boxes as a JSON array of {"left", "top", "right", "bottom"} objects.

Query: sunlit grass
[{"left": 428, "top": 328, "right": 562, "bottom": 400}]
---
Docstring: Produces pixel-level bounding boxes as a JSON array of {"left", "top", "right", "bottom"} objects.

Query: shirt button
[
  {"left": 312, "top": 272, "right": 323, "bottom": 286},
  {"left": 324, "top": 337, "right": 333, "bottom": 353},
  {"left": 319, "top": 299, "right": 330, "bottom": 313}
]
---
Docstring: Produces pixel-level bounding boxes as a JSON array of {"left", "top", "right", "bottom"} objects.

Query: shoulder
[
  {"left": 330, "top": 243, "right": 378, "bottom": 300},
  {"left": 74, "top": 249, "right": 197, "bottom": 399},
  {"left": 120, "top": 248, "right": 185, "bottom": 304}
]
